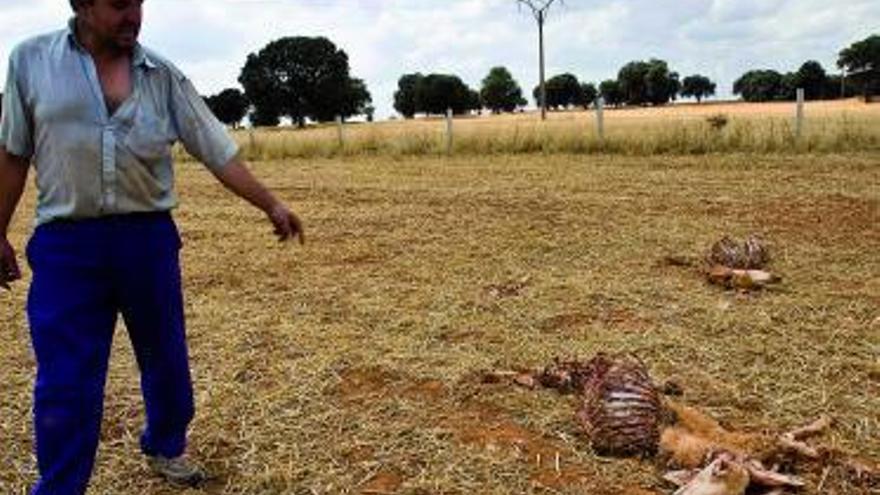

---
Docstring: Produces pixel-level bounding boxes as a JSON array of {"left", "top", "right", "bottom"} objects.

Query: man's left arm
[
  {"left": 212, "top": 158, "right": 305, "bottom": 244},
  {"left": 166, "top": 72, "right": 304, "bottom": 243}
]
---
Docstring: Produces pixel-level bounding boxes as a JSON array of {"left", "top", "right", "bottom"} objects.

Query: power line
[{"left": 516, "top": 0, "right": 564, "bottom": 121}]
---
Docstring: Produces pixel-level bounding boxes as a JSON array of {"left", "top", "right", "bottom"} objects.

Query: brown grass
[
  {"left": 210, "top": 99, "right": 880, "bottom": 160},
  {"left": 1, "top": 151, "right": 878, "bottom": 494}
]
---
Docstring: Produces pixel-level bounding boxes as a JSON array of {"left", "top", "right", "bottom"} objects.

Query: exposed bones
[
  {"left": 665, "top": 451, "right": 804, "bottom": 495},
  {"left": 666, "top": 454, "right": 750, "bottom": 495},
  {"left": 532, "top": 354, "right": 664, "bottom": 456},
  {"left": 489, "top": 354, "right": 879, "bottom": 493},
  {"left": 705, "top": 265, "right": 781, "bottom": 290},
  {"left": 575, "top": 354, "right": 663, "bottom": 456}
]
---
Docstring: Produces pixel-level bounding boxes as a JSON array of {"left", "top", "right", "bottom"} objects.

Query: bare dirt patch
[
  {"left": 359, "top": 469, "right": 405, "bottom": 494},
  {"left": 755, "top": 194, "right": 879, "bottom": 243},
  {"left": 442, "top": 400, "right": 595, "bottom": 491}
]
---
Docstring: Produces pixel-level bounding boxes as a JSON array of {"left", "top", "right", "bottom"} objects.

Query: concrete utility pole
[{"left": 517, "top": 0, "right": 562, "bottom": 121}]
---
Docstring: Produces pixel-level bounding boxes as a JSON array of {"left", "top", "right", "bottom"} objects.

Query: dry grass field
[
  {"left": 1, "top": 103, "right": 879, "bottom": 494},
  {"left": 226, "top": 99, "right": 880, "bottom": 159}
]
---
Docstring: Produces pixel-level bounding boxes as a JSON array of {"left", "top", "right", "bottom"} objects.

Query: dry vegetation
[
  {"left": 1, "top": 102, "right": 879, "bottom": 494},
  {"left": 214, "top": 99, "right": 880, "bottom": 160}
]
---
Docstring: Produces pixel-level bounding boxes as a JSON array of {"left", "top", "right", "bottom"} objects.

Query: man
[{"left": 0, "top": 0, "right": 305, "bottom": 493}]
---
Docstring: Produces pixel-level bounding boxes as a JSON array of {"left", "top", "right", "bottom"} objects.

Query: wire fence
[{"left": 178, "top": 96, "right": 880, "bottom": 162}]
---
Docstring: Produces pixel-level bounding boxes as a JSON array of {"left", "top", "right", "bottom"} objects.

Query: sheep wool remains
[
  {"left": 705, "top": 235, "right": 779, "bottom": 290},
  {"left": 707, "top": 235, "right": 769, "bottom": 270}
]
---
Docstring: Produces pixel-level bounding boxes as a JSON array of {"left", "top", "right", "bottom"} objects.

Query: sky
[{"left": 0, "top": 0, "right": 877, "bottom": 119}]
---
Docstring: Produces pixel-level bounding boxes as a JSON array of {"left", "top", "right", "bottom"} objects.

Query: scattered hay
[
  {"left": 358, "top": 469, "right": 404, "bottom": 494},
  {"left": 1, "top": 153, "right": 878, "bottom": 493},
  {"left": 484, "top": 275, "right": 532, "bottom": 299}
]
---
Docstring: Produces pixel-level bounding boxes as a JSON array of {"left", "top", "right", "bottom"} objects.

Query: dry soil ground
[{"left": 1, "top": 152, "right": 878, "bottom": 494}]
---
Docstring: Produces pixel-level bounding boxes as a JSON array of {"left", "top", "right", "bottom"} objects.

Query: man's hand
[
  {"left": 212, "top": 160, "right": 306, "bottom": 244},
  {"left": 267, "top": 203, "right": 305, "bottom": 244},
  {"left": 1, "top": 149, "right": 30, "bottom": 290},
  {"left": 0, "top": 237, "right": 22, "bottom": 291}
]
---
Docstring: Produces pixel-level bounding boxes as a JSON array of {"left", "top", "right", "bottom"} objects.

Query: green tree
[
  {"left": 680, "top": 74, "right": 716, "bottom": 103},
  {"left": 339, "top": 78, "right": 373, "bottom": 122},
  {"left": 467, "top": 88, "right": 483, "bottom": 113},
  {"left": 238, "top": 50, "right": 283, "bottom": 127},
  {"left": 599, "top": 79, "right": 624, "bottom": 107},
  {"left": 838, "top": 34, "right": 880, "bottom": 73},
  {"left": 480, "top": 66, "right": 526, "bottom": 113},
  {"left": 668, "top": 73, "right": 682, "bottom": 102},
  {"left": 533, "top": 73, "right": 581, "bottom": 109},
  {"left": 617, "top": 60, "right": 650, "bottom": 105},
  {"left": 420, "top": 74, "right": 478, "bottom": 115},
  {"left": 578, "top": 82, "right": 598, "bottom": 108},
  {"left": 779, "top": 72, "right": 799, "bottom": 100},
  {"left": 394, "top": 73, "right": 480, "bottom": 117},
  {"left": 825, "top": 74, "right": 857, "bottom": 99},
  {"left": 250, "top": 106, "right": 280, "bottom": 127},
  {"left": 617, "top": 59, "right": 679, "bottom": 105},
  {"left": 838, "top": 35, "right": 880, "bottom": 99},
  {"left": 238, "top": 36, "right": 366, "bottom": 127},
  {"left": 795, "top": 61, "right": 828, "bottom": 100},
  {"left": 733, "top": 70, "right": 784, "bottom": 102},
  {"left": 204, "top": 88, "right": 249, "bottom": 128},
  {"left": 645, "top": 60, "right": 679, "bottom": 105},
  {"left": 393, "top": 73, "right": 424, "bottom": 119}
]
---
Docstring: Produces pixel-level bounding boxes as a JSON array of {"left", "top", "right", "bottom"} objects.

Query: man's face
[{"left": 78, "top": 0, "right": 143, "bottom": 51}]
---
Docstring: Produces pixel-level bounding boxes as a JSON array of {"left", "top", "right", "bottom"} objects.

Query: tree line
[
  {"left": 393, "top": 58, "right": 715, "bottom": 117},
  {"left": 735, "top": 61, "right": 849, "bottom": 102},
  {"left": 202, "top": 36, "right": 374, "bottom": 128},
  {"left": 195, "top": 34, "right": 878, "bottom": 126},
  {"left": 388, "top": 67, "right": 630, "bottom": 118},
  {"left": 736, "top": 35, "right": 879, "bottom": 102}
]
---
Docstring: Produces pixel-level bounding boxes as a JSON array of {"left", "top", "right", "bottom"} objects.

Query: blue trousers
[{"left": 26, "top": 212, "right": 194, "bottom": 495}]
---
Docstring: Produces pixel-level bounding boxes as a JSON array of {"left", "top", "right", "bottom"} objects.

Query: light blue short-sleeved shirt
[{"left": 0, "top": 20, "right": 239, "bottom": 226}]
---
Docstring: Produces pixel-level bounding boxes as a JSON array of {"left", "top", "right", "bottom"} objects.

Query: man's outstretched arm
[
  {"left": 0, "top": 148, "right": 29, "bottom": 289},
  {"left": 211, "top": 158, "right": 305, "bottom": 244}
]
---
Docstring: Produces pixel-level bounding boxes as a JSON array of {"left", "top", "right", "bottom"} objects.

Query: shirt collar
[
  {"left": 66, "top": 17, "right": 85, "bottom": 51},
  {"left": 132, "top": 45, "right": 157, "bottom": 70},
  {"left": 66, "top": 17, "right": 156, "bottom": 71}
]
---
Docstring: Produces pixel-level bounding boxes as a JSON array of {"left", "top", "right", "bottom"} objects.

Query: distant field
[
  {"left": 206, "top": 98, "right": 880, "bottom": 160},
  {"left": 1, "top": 152, "right": 878, "bottom": 494}
]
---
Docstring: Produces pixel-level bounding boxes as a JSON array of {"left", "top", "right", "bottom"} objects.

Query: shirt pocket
[{"left": 123, "top": 110, "right": 173, "bottom": 164}]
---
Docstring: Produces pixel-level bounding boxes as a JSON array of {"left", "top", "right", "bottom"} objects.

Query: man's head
[{"left": 71, "top": 0, "right": 143, "bottom": 52}]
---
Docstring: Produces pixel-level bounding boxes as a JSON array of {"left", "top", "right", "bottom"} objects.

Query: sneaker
[{"left": 147, "top": 455, "right": 208, "bottom": 487}]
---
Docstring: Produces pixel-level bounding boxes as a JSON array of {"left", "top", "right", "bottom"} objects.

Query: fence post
[
  {"left": 247, "top": 127, "right": 256, "bottom": 158},
  {"left": 446, "top": 108, "right": 453, "bottom": 156},
  {"left": 795, "top": 88, "right": 804, "bottom": 142},
  {"left": 595, "top": 97, "right": 605, "bottom": 144},
  {"left": 336, "top": 115, "right": 344, "bottom": 148}
]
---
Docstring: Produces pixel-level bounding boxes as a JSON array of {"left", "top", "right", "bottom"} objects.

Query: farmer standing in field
[{"left": 0, "top": 0, "right": 304, "bottom": 492}]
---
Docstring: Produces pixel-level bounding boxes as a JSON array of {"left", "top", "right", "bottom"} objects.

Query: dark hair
[{"left": 70, "top": 0, "right": 91, "bottom": 11}]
